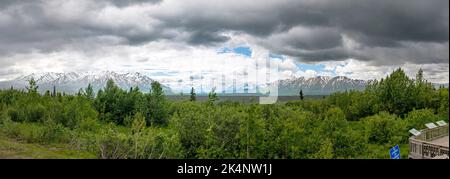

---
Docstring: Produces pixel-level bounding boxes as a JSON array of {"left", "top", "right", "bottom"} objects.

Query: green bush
[
  {"left": 171, "top": 102, "right": 209, "bottom": 158},
  {"left": 405, "top": 109, "right": 437, "bottom": 130},
  {"left": 363, "top": 112, "right": 402, "bottom": 145},
  {"left": 78, "top": 117, "right": 101, "bottom": 132},
  {"left": 26, "top": 104, "right": 47, "bottom": 123},
  {"left": 7, "top": 107, "right": 24, "bottom": 122},
  {"left": 41, "top": 120, "right": 71, "bottom": 143},
  {"left": 95, "top": 128, "right": 132, "bottom": 159},
  {"left": 132, "top": 129, "right": 183, "bottom": 159},
  {"left": 1, "top": 119, "right": 70, "bottom": 144}
]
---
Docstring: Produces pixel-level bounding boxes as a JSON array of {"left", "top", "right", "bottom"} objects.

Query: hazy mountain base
[{"left": 167, "top": 95, "right": 327, "bottom": 103}]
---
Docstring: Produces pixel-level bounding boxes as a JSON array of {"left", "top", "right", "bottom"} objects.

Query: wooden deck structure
[{"left": 408, "top": 124, "right": 449, "bottom": 159}]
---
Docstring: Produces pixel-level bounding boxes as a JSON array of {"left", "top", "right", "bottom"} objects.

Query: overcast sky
[{"left": 0, "top": 0, "right": 448, "bottom": 89}]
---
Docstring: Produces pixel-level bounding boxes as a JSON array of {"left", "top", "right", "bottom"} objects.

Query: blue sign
[{"left": 390, "top": 145, "right": 400, "bottom": 159}]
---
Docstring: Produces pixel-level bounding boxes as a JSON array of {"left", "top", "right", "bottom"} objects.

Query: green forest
[{"left": 0, "top": 68, "right": 448, "bottom": 159}]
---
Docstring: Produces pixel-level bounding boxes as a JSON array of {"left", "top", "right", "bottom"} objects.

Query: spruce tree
[
  {"left": 52, "top": 85, "right": 56, "bottom": 97},
  {"left": 190, "top": 87, "right": 196, "bottom": 101},
  {"left": 85, "top": 83, "right": 94, "bottom": 99},
  {"left": 149, "top": 81, "right": 168, "bottom": 126},
  {"left": 299, "top": 89, "right": 304, "bottom": 100},
  {"left": 26, "top": 78, "right": 39, "bottom": 94}
]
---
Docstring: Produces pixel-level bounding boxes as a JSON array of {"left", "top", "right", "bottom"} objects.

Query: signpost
[{"left": 390, "top": 145, "right": 400, "bottom": 159}]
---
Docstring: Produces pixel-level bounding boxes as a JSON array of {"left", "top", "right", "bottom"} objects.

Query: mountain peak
[
  {"left": 277, "top": 76, "right": 367, "bottom": 95},
  {"left": 316, "top": 76, "right": 331, "bottom": 80},
  {"left": 4, "top": 71, "right": 172, "bottom": 94}
]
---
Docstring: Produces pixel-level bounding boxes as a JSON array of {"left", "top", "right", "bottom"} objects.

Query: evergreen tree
[
  {"left": 26, "top": 78, "right": 39, "bottom": 94},
  {"left": 413, "top": 68, "right": 434, "bottom": 109},
  {"left": 416, "top": 68, "right": 424, "bottom": 84},
  {"left": 77, "top": 88, "right": 85, "bottom": 96},
  {"left": 377, "top": 68, "right": 415, "bottom": 117},
  {"left": 208, "top": 87, "right": 218, "bottom": 104},
  {"left": 150, "top": 81, "right": 164, "bottom": 99},
  {"left": 52, "top": 85, "right": 56, "bottom": 97},
  {"left": 148, "top": 81, "right": 168, "bottom": 126},
  {"left": 94, "top": 79, "right": 125, "bottom": 124},
  {"left": 85, "top": 83, "right": 94, "bottom": 99},
  {"left": 44, "top": 90, "right": 51, "bottom": 97},
  {"left": 299, "top": 89, "right": 304, "bottom": 100},
  {"left": 190, "top": 87, "right": 196, "bottom": 101}
]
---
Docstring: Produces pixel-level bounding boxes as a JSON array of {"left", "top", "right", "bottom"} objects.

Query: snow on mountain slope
[
  {"left": 276, "top": 76, "right": 367, "bottom": 95},
  {"left": 0, "top": 71, "right": 173, "bottom": 95}
]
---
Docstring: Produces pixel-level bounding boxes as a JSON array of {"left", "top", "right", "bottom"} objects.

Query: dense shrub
[
  {"left": 1, "top": 120, "right": 70, "bottom": 144},
  {"left": 405, "top": 109, "right": 438, "bottom": 130},
  {"left": 7, "top": 107, "right": 23, "bottom": 122},
  {"left": 363, "top": 112, "right": 402, "bottom": 145},
  {"left": 25, "top": 104, "right": 47, "bottom": 123}
]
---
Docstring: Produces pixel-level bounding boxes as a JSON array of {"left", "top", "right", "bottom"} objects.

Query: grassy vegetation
[{"left": 0, "top": 132, "right": 95, "bottom": 159}]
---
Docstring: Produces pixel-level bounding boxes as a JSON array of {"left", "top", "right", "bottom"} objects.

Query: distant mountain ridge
[
  {"left": 275, "top": 76, "right": 448, "bottom": 96},
  {"left": 0, "top": 72, "right": 447, "bottom": 96},
  {"left": 275, "top": 76, "right": 367, "bottom": 95},
  {"left": 0, "top": 71, "right": 173, "bottom": 95}
]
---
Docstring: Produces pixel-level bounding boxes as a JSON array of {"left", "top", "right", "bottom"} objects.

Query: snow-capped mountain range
[
  {"left": 275, "top": 76, "right": 367, "bottom": 95},
  {"left": 0, "top": 72, "right": 370, "bottom": 95},
  {"left": 0, "top": 71, "right": 173, "bottom": 95},
  {"left": 4, "top": 72, "right": 444, "bottom": 96}
]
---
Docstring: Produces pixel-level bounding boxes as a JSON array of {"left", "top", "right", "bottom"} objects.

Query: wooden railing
[
  {"left": 409, "top": 124, "right": 449, "bottom": 159},
  {"left": 413, "top": 125, "right": 448, "bottom": 141}
]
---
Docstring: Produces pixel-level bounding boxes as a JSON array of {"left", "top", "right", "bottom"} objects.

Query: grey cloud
[
  {"left": 256, "top": 0, "right": 448, "bottom": 63},
  {"left": 109, "top": 0, "right": 162, "bottom": 7},
  {"left": 0, "top": 0, "right": 38, "bottom": 10},
  {"left": 0, "top": 0, "right": 448, "bottom": 66},
  {"left": 0, "top": 0, "right": 165, "bottom": 54},
  {"left": 187, "top": 31, "right": 230, "bottom": 46},
  {"left": 157, "top": 0, "right": 448, "bottom": 48},
  {"left": 332, "top": 0, "right": 449, "bottom": 45},
  {"left": 275, "top": 47, "right": 363, "bottom": 62},
  {"left": 271, "top": 42, "right": 449, "bottom": 66},
  {"left": 348, "top": 42, "right": 450, "bottom": 66},
  {"left": 268, "top": 27, "right": 343, "bottom": 51}
]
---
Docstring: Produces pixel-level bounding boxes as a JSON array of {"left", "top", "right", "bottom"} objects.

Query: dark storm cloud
[
  {"left": 157, "top": 0, "right": 448, "bottom": 47},
  {"left": 258, "top": 0, "right": 448, "bottom": 64},
  {"left": 109, "top": 0, "right": 162, "bottom": 7},
  {"left": 273, "top": 47, "right": 367, "bottom": 62},
  {"left": 187, "top": 31, "right": 230, "bottom": 46},
  {"left": 0, "top": 0, "right": 166, "bottom": 54},
  {"left": 0, "top": 0, "right": 448, "bottom": 65},
  {"left": 0, "top": 0, "right": 37, "bottom": 9},
  {"left": 274, "top": 27, "right": 343, "bottom": 51},
  {"left": 333, "top": 0, "right": 448, "bottom": 45}
]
